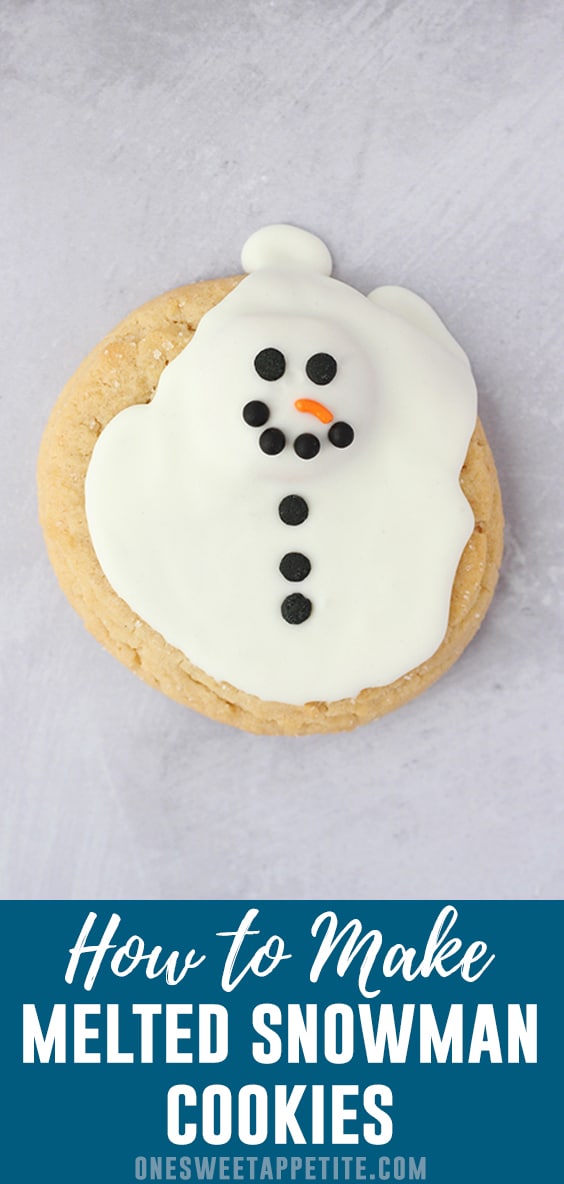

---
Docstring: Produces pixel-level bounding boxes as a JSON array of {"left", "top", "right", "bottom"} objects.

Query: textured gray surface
[{"left": 1, "top": 0, "right": 563, "bottom": 900}]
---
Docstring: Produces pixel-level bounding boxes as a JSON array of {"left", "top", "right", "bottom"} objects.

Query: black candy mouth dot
[
  {"left": 243, "top": 407, "right": 355, "bottom": 459},
  {"left": 242, "top": 400, "right": 270, "bottom": 427},
  {"left": 328, "top": 421, "right": 354, "bottom": 448},
  {"left": 294, "top": 433, "right": 320, "bottom": 460},
  {"left": 259, "top": 427, "right": 286, "bottom": 455}
]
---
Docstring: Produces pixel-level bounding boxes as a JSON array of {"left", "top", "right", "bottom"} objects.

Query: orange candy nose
[{"left": 294, "top": 398, "right": 334, "bottom": 424}]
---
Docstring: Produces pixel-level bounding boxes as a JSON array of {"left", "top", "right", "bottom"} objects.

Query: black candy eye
[
  {"left": 254, "top": 348, "right": 286, "bottom": 381},
  {"left": 306, "top": 352, "right": 337, "bottom": 385},
  {"left": 243, "top": 400, "right": 269, "bottom": 427}
]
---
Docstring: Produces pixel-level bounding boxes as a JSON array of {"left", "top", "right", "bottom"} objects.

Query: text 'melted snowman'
[{"left": 85, "top": 225, "right": 477, "bottom": 704}]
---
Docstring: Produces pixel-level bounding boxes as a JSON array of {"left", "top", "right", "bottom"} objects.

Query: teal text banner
[{"left": 2, "top": 901, "right": 561, "bottom": 1184}]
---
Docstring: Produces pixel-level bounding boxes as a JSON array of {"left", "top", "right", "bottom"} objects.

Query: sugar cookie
[{"left": 38, "top": 226, "right": 503, "bottom": 734}]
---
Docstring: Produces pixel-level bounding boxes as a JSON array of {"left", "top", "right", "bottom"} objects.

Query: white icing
[
  {"left": 368, "top": 286, "right": 468, "bottom": 362},
  {"left": 85, "top": 226, "right": 477, "bottom": 705},
  {"left": 241, "top": 224, "right": 332, "bottom": 276}
]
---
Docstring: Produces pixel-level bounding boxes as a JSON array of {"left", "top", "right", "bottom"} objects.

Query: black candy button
[
  {"left": 281, "top": 593, "right": 312, "bottom": 625},
  {"left": 254, "top": 347, "right": 286, "bottom": 381},
  {"left": 243, "top": 400, "right": 269, "bottom": 427},
  {"left": 306, "top": 352, "right": 337, "bottom": 385},
  {"left": 294, "top": 432, "right": 320, "bottom": 459},
  {"left": 328, "top": 421, "right": 354, "bottom": 448},
  {"left": 279, "top": 495, "right": 308, "bottom": 525},
  {"left": 279, "top": 552, "right": 311, "bottom": 582},
  {"left": 259, "top": 427, "right": 286, "bottom": 455}
]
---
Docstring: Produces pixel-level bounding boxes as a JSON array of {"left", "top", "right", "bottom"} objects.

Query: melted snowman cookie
[{"left": 38, "top": 226, "right": 503, "bottom": 733}]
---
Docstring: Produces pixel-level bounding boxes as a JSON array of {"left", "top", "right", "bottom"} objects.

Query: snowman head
[
  {"left": 155, "top": 225, "right": 412, "bottom": 483},
  {"left": 152, "top": 224, "right": 475, "bottom": 486}
]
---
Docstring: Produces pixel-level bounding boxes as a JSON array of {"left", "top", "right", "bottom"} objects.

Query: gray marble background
[{"left": 1, "top": 0, "right": 563, "bottom": 900}]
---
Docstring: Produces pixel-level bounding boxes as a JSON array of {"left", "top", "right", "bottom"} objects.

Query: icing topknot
[{"left": 241, "top": 224, "right": 333, "bottom": 276}]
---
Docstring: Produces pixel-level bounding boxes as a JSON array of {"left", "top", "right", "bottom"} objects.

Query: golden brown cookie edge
[{"left": 37, "top": 278, "right": 504, "bottom": 736}]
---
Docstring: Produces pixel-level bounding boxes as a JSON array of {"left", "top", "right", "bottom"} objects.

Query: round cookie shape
[{"left": 38, "top": 225, "right": 503, "bottom": 735}]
